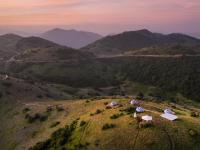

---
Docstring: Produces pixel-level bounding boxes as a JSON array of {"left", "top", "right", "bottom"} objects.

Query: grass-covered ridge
[{"left": 0, "top": 98, "right": 199, "bottom": 150}]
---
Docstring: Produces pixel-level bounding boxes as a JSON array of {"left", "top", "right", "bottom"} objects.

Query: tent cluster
[{"left": 108, "top": 99, "right": 178, "bottom": 122}]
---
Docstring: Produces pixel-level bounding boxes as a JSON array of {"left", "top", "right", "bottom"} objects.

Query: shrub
[
  {"left": 95, "top": 109, "right": 102, "bottom": 114},
  {"left": 23, "top": 107, "right": 31, "bottom": 113},
  {"left": 2, "top": 81, "right": 12, "bottom": 87},
  {"left": 50, "top": 121, "right": 60, "bottom": 128},
  {"left": 188, "top": 129, "right": 198, "bottom": 137},
  {"left": 110, "top": 113, "right": 124, "bottom": 119},
  {"left": 120, "top": 106, "right": 136, "bottom": 114},
  {"left": 25, "top": 113, "right": 48, "bottom": 123},
  {"left": 191, "top": 111, "right": 199, "bottom": 117},
  {"left": 56, "top": 106, "right": 65, "bottom": 112},
  {"left": 104, "top": 102, "right": 108, "bottom": 105},
  {"left": 80, "top": 121, "right": 87, "bottom": 127},
  {"left": 139, "top": 121, "right": 152, "bottom": 128},
  {"left": 102, "top": 123, "right": 116, "bottom": 130}
]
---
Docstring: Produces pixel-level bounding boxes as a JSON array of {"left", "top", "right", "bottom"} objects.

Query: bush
[
  {"left": 120, "top": 106, "right": 136, "bottom": 114},
  {"left": 95, "top": 109, "right": 102, "bottom": 114},
  {"left": 2, "top": 81, "right": 12, "bottom": 87},
  {"left": 104, "top": 102, "right": 108, "bottom": 105},
  {"left": 139, "top": 121, "right": 152, "bottom": 128},
  {"left": 56, "top": 106, "right": 65, "bottom": 112},
  {"left": 191, "top": 111, "right": 199, "bottom": 117},
  {"left": 23, "top": 107, "right": 31, "bottom": 113},
  {"left": 80, "top": 121, "right": 87, "bottom": 127},
  {"left": 110, "top": 113, "right": 124, "bottom": 119},
  {"left": 102, "top": 123, "right": 116, "bottom": 130},
  {"left": 50, "top": 121, "right": 60, "bottom": 128},
  {"left": 188, "top": 129, "right": 198, "bottom": 137},
  {"left": 25, "top": 113, "right": 48, "bottom": 123}
]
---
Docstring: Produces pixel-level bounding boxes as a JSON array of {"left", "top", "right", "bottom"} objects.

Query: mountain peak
[
  {"left": 0, "top": 33, "right": 22, "bottom": 39},
  {"left": 136, "top": 29, "right": 152, "bottom": 34},
  {"left": 41, "top": 28, "right": 102, "bottom": 49}
]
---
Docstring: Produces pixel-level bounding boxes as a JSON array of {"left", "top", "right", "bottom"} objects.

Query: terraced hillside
[{"left": 0, "top": 98, "right": 199, "bottom": 150}]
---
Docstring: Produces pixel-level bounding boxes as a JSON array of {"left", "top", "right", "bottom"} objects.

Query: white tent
[
  {"left": 161, "top": 113, "right": 178, "bottom": 121},
  {"left": 136, "top": 107, "right": 145, "bottom": 113},
  {"left": 164, "top": 109, "right": 175, "bottom": 115},
  {"left": 110, "top": 101, "right": 119, "bottom": 107},
  {"left": 142, "top": 115, "right": 152, "bottom": 121},
  {"left": 130, "top": 100, "right": 139, "bottom": 105}
]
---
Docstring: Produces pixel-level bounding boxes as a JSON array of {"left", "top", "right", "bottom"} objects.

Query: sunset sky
[{"left": 0, "top": 0, "right": 199, "bottom": 35}]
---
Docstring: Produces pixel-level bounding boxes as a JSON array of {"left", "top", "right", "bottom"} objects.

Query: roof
[
  {"left": 142, "top": 115, "right": 152, "bottom": 121},
  {"left": 161, "top": 113, "right": 178, "bottom": 121}
]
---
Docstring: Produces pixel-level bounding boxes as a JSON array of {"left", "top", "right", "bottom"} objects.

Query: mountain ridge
[
  {"left": 40, "top": 28, "right": 102, "bottom": 49},
  {"left": 81, "top": 29, "right": 200, "bottom": 56}
]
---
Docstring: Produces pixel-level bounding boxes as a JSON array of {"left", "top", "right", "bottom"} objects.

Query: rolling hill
[
  {"left": 40, "top": 28, "right": 102, "bottom": 49},
  {"left": 0, "top": 34, "right": 23, "bottom": 60},
  {"left": 81, "top": 29, "right": 200, "bottom": 56},
  {"left": 0, "top": 98, "right": 199, "bottom": 150}
]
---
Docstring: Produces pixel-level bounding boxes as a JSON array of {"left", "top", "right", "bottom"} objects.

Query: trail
[
  {"left": 98, "top": 54, "right": 200, "bottom": 59},
  {"left": 132, "top": 127, "right": 140, "bottom": 150},
  {"left": 162, "top": 127, "right": 174, "bottom": 150}
]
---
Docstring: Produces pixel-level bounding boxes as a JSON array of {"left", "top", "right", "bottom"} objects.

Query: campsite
[{"left": 1, "top": 97, "right": 199, "bottom": 150}]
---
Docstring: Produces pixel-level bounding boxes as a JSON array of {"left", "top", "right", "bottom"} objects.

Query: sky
[{"left": 0, "top": 0, "right": 199, "bottom": 36}]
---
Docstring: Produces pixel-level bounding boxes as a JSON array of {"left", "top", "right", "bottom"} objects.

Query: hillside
[
  {"left": 15, "top": 37, "right": 60, "bottom": 51},
  {"left": 14, "top": 47, "right": 93, "bottom": 62},
  {"left": 4, "top": 56, "right": 200, "bottom": 102},
  {"left": 81, "top": 29, "right": 200, "bottom": 56},
  {"left": 0, "top": 98, "right": 199, "bottom": 150},
  {"left": 124, "top": 44, "right": 200, "bottom": 56},
  {"left": 40, "top": 28, "right": 102, "bottom": 49},
  {"left": 0, "top": 34, "right": 22, "bottom": 60}
]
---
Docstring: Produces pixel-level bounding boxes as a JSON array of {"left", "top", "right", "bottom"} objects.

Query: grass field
[{"left": 0, "top": 97, "right": 200, "bottom": 150}]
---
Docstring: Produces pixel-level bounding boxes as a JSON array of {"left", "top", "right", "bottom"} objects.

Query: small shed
[
  {"left": 142, "top": 115, "right": 152, "bottom": 122},
  {"left": 136, "top": 107, "right": 145, "bottom": 113},
  {"left": 160, "top": 113, "right": 178, "bottom": 121}
]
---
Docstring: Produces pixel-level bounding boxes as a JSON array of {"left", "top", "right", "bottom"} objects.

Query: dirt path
[
  {"left": 162, "top": 128, "right": 174, "bottom": 150},
  {"left": 132, "top": 127, "right": 140, "bottom": 150}
]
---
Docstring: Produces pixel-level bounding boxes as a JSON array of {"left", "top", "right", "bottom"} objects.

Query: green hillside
[
  {"left": 4, "top": 56, "right": 200, "bottom": 102},
  {"left": 0, "top": 98, "right": 199, "bottom": 150}
]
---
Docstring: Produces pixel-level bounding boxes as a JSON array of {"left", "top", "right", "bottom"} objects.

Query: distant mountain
[
  {"left": 0, "top": 34, "right": 93, "bottom": 61},
  {"left": 40, "top": 28, "right": 102, "bottom": 49},
  {"left": 81, "top": 29, "right": 200, "bottom": 56}
]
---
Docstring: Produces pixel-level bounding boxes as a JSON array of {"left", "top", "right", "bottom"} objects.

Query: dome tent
[
  {"left": 110, "top": 101, "right": 119, "bottom": 107},
  {"left": 136, "top": 107, "right": 145, "bottom": 113},
  {"left": 130, "top": 99, "right": 139, "bottom": 105},
  {"left": 164, "top": 109, "right": 175, "bottom": 115}
]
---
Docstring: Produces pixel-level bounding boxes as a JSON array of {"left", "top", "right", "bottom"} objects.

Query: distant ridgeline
[{"left": 5, "top": 56, "right": 200, "bottom": 102}]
